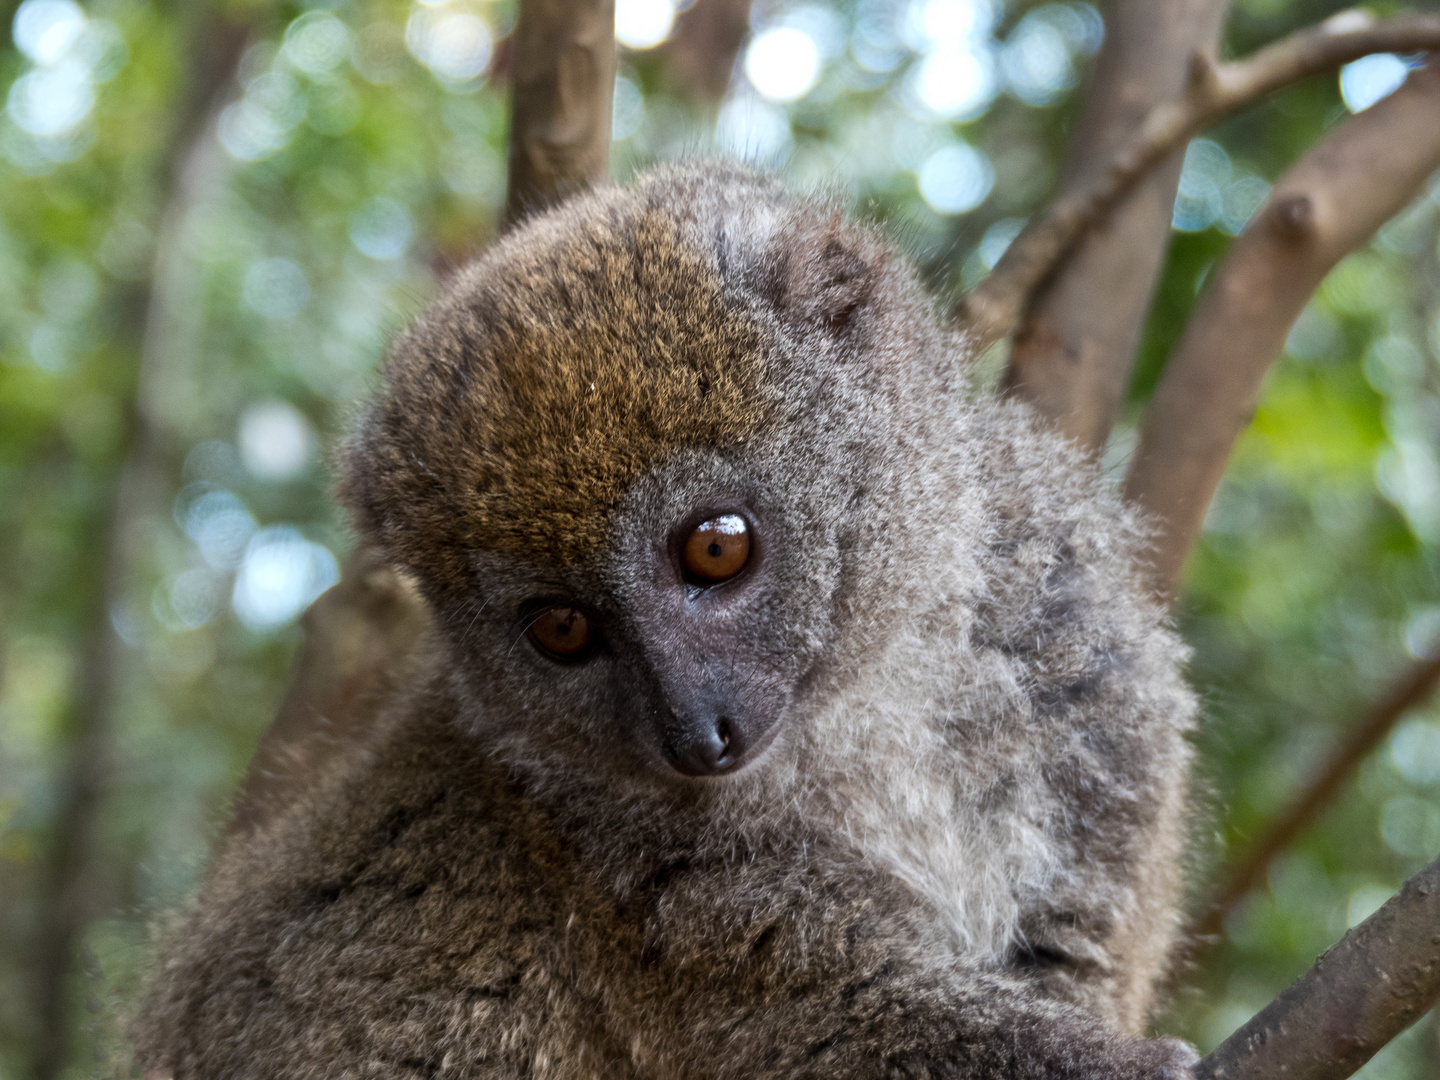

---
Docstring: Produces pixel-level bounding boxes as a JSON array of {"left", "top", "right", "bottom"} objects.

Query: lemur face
[
  {"left": 344, "top": 164, "right": 912, "bottom": 784},
  {"left": 585, "top": 448, "right": 835, "bottom": 780},
  {"left": 440, "top": 438, "right": 846, "bottom": 783},
  {"left": 525, "top": 500, "right": 779, "bottom": 777}
]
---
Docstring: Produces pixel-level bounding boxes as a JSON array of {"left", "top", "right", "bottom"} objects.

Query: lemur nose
[{"left": 670, "top": 716, "right": 743, "bottom": 776}]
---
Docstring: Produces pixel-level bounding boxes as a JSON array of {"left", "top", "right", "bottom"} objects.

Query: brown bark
[
  {"left": 1194, "top": 852, "right": 1440, "bottom": 1080},
  {"left": 504, "top": 0, "right": 617, "bottom": 226},
  {"left": 223, "top": 549, "right": 428, "bottom": 841},
  {"left": 30, "top": 11, "right": 252, "bottom": 1078},
  {"left": 661, "top": 0, "right": 752, "bottom": 110},
  {"left": 1123, "top": 60, "right": 1440, "bottom": 601},
  {"left": 1194, "top": 652, "right": 1440, "bottom": 941},
  {"left": 957, "top": 11, "right": 1440, "bottom": 353},
  {"left": 1000, "top": 0, "right": 1230, "bottom": 453}
]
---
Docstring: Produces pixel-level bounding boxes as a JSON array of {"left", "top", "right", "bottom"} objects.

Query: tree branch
[
  {"left": 958, "top": 11, "right": 1440, "bottom": 350},
  {"left": 223, "top": 549, "right": 428, "bottom": 842},
  {"left": 504, "top": 0, "right": 617, "bottom": 225},
  {"left": 660, "top": 0, "right": 752, "bottom": 111},
  {"left": 1194, "top": 851, "right": 1440, "bottom": 1080},
  {"left": 1194, "top": 652, "right": 1440, "bottom": 941},
  {"left": 1123, "top": 59, "right": 1440, "bottom": 601},
  {"left": 999, "top": 0, "right": 1230, "bottom": 454},
  {"left": 30, "top": 10, "right": 252, "bottom": 1077}
]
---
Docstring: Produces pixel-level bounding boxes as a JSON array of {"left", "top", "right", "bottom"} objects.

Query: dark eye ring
[{"left": 525, "top": 605, "right": 597, "bottom": 661}]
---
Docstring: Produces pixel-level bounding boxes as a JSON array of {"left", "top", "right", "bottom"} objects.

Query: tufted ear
[{"left": 759, "top": 213, "right": 887, "bottom": 332}]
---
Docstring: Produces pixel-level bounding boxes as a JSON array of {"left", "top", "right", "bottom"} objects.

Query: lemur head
[{"left": 343, "top": 162, "right": 959, "bottom": 785}]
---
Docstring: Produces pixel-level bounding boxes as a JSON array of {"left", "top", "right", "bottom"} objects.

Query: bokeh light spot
[
  {"left": 1347, "top": 884, "right": 1393, "bottom": 928},
  {"left": 1220, "top": 175, "right": 1270, "bottom": 235},
  {"left": 1001, "top": 11, "right": 1073, "bottom": 105},
  {"left": 158, "top": 569, "right": 221, "bottom": 632},
  {"left": 612, "top": 76, "right": 644, "bottom": 140},
  {"left": 283, "top": 12, "right": 352, "bottom": 76},
  {"left": 1380, "top": 794, "right": 1440, "bottom": 858},
  {"left": 716, "top": 93, "right": 793, "bottom": 162},
  {"left": 217, "top": 71, "right": 307, "bottom": 161},
  {"left": 406, "top": 9, "right": 493, "bottom": 81},
  {"left": 239, "top": 401, "right": 315, "bottom": 482},
  {"left": 6, "top": 62, "right": 94, "bottom": 136},
  {"left": 1389, "top": 718, "right": 1440, "bottom": 785},
  {"left": 243, "top": 258, "right": 311, "bottom": 320},
  {"left": 979, "top": 217, "right": 1025, "bottom": 268},
  {"left": 349, "top": 197, "right": 413, "bottom": 260},
  {"left": 351, "top": 22, "right": 409, "bottom": 84},
  {"left": 175, "top": 487, "right": 258, "bottom": 572},
  {"left": 917, "top": 142, "right": 994, "bottom": 214},
  {"left": 1173, "top": 139, "right": 1231, "bottom": 232},
  {"left": 745, "top": 28, "right": 822, "bottom": 103},
  {"left": 1339, "top": 53, "right": 1410, "bottom": 113},
  {"left": 911, "top": 47, "right": 996, "bottom": 119},
  {"left": 12, "top": 0, "right": 86, "bottom": 64},
  {"left": 904, "top": 0, "right": 996, "bottom": 50},
  {"left": 232, "top": 527, "right": 339, "bottom": 632},
  {"left": 615, "top": 0, "right": 675, "bottom": 50}
]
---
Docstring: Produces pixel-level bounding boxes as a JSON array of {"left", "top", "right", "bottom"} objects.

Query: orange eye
[
  {"left": 527, "top": 606, "right": 594, "bottom": 659},
  {"left": 683, "top": 514, "right": 751, "bottom": 584}
]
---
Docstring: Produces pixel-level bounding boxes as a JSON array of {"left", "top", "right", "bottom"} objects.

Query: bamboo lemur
[{"left": 135, "top": 161, "right": 1198, "bottom": 1079}]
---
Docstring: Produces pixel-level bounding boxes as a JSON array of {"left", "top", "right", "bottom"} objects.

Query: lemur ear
[{"left": 761, "top": 215, "right": 884, "bottom": 332}]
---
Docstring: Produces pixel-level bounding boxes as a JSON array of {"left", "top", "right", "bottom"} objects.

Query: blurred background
[{"left": 0, "top": 0, "right": 1438, "bottom": 1074}]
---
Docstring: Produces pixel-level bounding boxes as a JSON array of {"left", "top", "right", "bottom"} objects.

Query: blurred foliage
[{"left": 0, "top": 0, "right": 1438, "bottom": 1075}]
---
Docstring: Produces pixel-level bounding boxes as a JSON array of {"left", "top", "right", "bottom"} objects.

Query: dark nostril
[
  {"left": 710, "top": 716, "right": 746, "bottom": 771},
  {"left": 670, "top": 716, "right": 745, "bottom": 776}
]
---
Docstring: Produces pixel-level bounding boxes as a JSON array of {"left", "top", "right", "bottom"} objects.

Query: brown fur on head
[
  {"left": 341, "top": 163, "right": 902, "bottom": 601},
  {"left": 345, "top": 179, "right": 765, "bottom": 587}
]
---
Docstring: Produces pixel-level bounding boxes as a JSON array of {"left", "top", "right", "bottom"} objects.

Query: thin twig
[
  {"left": 1123, "top": 59, "right": 1440, "bottom": 600},
  {"left": 958, "top": 11, "right": 1440, "bottom": 349},
  {"left": 1194, "top": 652, "right": 1440, "bottom": 941},
  {"left": 1195, "top": 852, "right": 1440, "bottom": 1080}
]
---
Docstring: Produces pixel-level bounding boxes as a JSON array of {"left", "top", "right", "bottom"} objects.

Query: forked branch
[
  {"left": 958, "top": 11, "right": 1440, "bottom": 348},
  {"left": 1123, "top": 59, "right": 1440, "bottom": 600},
  {"left": 1000, "top": 0, "right": 1228, "bottom": 453},
  {"left": 1194, "top": 852, "right": 1440, "bottom": 1080}
]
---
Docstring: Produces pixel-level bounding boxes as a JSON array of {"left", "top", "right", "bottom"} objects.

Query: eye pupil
[
  {"left": 527, "top": 606, "right": 593, "bottom": 659},
  {"left": 683, "top": 514, "right": 752, "bottom": 584}
]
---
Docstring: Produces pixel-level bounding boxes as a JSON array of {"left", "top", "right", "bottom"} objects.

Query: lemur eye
[
  {"left": 527, "top": 606, "right": 594, "bottom": 660},
  {"left": 683, "top": 515, "right": 751, "bottom": 584}
]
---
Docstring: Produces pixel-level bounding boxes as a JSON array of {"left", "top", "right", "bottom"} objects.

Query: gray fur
[{"left": 135, "top": 161, "right": 1196, "bottom": 1079}]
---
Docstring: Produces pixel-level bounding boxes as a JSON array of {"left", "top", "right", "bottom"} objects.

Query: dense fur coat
[{"left": 135, "top": 162, "right": 1197, "bottom": 1079}]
